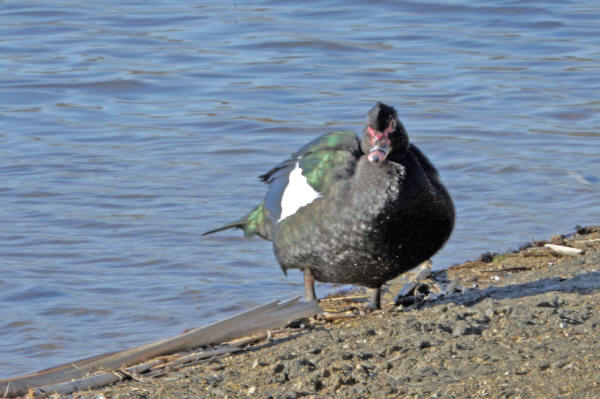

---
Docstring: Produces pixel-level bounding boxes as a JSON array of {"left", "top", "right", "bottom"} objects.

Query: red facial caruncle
[{"left": 367, "top": 119, "right": 395, "bottom": 163}]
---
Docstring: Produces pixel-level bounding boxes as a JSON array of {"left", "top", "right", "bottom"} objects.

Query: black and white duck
[{"left": 203, "top": 102, "right": 455, "bottom": 310}]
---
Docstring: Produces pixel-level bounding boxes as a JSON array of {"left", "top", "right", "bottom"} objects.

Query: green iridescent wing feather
[
  {"left": 243, "top": 203, "right": 272, "bottom": 238},
  {"left": 294, "top": 131, "right": 361, "bottom": 195},
  {"left": 203, "top": 131, "right": 360, "bottom": 240}
]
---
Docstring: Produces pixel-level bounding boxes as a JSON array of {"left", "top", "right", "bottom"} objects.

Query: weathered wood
[
  {"left": 29, "top": 344, "right": 256, "bottom": 397},
  {"left": 30, "top": 372, "right": 125, "bottom": 398},
  {"left": 0, "top": 297, "right": 321, "bottom": 398}
]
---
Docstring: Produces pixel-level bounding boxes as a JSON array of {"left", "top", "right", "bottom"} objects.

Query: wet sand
[{"left": 85, "top": 226, "right": 600, "bottom": 398}]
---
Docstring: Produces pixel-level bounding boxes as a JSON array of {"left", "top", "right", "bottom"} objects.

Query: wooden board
[{"left": 0, "top": 297, "right": 321, "bottom": 398}]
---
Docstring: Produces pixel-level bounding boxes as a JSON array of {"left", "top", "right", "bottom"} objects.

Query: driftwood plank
[
  {"left": 0, "top": 297, "right": 321, "bottom": 398},
  {"left": 28, "top": 332, "right": 272, "bottom": 397},
  {"left": 30, "top": 372, "right": 125, "bottom": 398}
]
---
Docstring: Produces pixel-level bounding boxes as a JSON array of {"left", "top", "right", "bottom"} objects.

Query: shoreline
[{"left": 27, "top": 226, "right": 600, "bottom": 397}]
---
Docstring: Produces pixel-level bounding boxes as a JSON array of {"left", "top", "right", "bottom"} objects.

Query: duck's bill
[{"left": 368, "top": 146, "right": 388, "bottom": 163}]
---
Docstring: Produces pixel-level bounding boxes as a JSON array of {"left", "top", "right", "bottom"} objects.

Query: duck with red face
[{"left": 204, "top": 102, "right": 455, "bottom": 311}]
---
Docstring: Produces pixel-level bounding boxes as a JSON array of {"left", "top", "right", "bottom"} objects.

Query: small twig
[
  {"left": 383, "top": 372, "right": 418, "bottom": 386},
  {"left": 144, "top": 331, "right": 272, "bottom": 378},
  {"left": 128, "top": 359, "right": 168, "bottom": 374},
  {"left": 321, "top": 295, "right": 369, "bottom": 303},
  {"left": 144, "top": 347, "right": 243, "bottom": 378},
  {"left": 320, "top": 311, "right": 359, "bottom": 321},
  {"left": 480, "top": 267, "right": 531, "bottom": 274},
  {"left": 118, "top": 369, "right": 143, "bottom": 383},
  {"left": 225, "top": 331, "right": 269, "bottom": 347},
  {"left": 388, "top": 354, "right": 403, "bottom": 362}
]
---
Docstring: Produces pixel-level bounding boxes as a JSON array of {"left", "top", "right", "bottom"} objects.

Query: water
[{"left": 1, "top": 1, "right": 599, "bottom": 378}]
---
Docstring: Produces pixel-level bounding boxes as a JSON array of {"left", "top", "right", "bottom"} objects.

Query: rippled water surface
[{"left": 1, "top": 1, "right": 599, "bottom": 377}]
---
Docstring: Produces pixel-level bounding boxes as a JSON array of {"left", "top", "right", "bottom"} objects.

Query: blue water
[{"left": 1, "top": 1, "right": 599, "bottom": 377}]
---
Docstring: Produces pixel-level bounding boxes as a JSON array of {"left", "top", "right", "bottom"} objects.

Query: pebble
[
  {"left": 452, "top": 320, "right": 468, "bottom": 337},
  {"left": 418, "top": 340, "right": 431, "bottom": 350}
]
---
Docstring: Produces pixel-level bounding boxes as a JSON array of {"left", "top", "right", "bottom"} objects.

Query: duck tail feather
[
  {"left": 202, "top": 203, "right": 274, "bottom": 240},
  {"left": 201, "top": 218, "right": 247, "bottom": 236}
]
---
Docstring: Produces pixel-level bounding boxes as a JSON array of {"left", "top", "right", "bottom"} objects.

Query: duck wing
[
  {"left": 202, "top": 131, "right": 361, "bottom": 240},
  {"left": 260, "top": 130, "right": 362, "bottom": 223}
]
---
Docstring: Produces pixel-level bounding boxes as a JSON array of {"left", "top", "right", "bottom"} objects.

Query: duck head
[{"left": 361, "top": 102, "right": 409, "bottom": 163}]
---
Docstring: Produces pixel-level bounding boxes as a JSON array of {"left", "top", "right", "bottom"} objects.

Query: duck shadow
[{"left": 421, "top": 270, "right": 600, "bottom": 309}]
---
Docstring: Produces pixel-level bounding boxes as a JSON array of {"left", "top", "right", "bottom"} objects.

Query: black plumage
[{"left": 203, "top": 102, "right": 455, "bottom": 309}]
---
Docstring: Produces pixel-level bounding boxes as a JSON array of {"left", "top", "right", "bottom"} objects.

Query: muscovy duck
[{"left": 203, "top": 102, "right": 455, "bottom": 310}]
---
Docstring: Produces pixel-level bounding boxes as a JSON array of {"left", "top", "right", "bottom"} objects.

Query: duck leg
[
  {"left": 366, "top": 287, "right": 382, "bottom": 311},
  {"left": 303, "top": 268, "right": 317, "bottom": 301}
]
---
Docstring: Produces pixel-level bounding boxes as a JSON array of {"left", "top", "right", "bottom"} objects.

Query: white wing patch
[{"left": 279, "top": 160, "right": 321, "bottom": 221}]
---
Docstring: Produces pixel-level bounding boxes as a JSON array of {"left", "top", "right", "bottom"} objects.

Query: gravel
[{"left": 88, "top": 226, "right": 600, "bottom": 398}]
